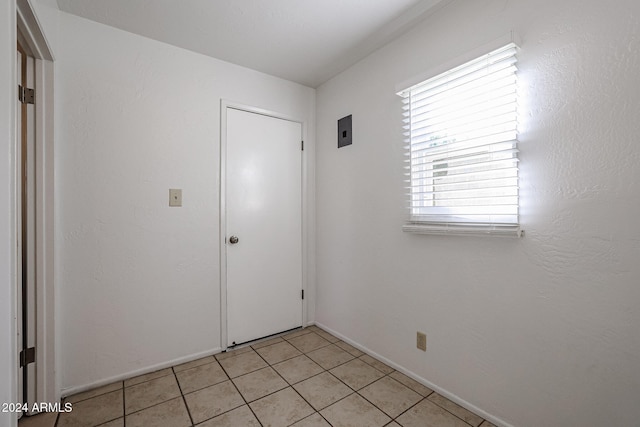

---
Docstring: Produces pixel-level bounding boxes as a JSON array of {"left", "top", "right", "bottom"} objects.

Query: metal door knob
[{"left": 229, "top": 236, "right": 239, "bottom": 244}]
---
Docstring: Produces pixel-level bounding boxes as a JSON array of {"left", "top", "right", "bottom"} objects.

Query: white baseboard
[
  {"left": 60, "top": 347, "right": 223, "bottom": 398},
  {"left": 313, "top": 322, "right": 512, "bottom": 427}
]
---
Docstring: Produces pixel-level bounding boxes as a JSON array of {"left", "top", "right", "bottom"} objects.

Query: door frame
[
  {"left": 16, "top": 0, "right": 56, "bottom": 412},
  {"left": 219, "top": 100, "right": 308, "bottom": 350}
]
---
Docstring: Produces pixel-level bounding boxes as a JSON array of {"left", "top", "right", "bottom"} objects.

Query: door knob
[{"left": 229, "top": 236, "right": 239, "bottom": 244}]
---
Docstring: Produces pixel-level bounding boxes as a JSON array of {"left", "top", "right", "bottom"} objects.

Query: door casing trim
[{"left": 16, "top": 0, "right": 57, "bottom": 410}]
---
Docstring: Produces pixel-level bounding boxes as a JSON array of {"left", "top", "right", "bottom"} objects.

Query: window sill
[{"left": 402, "top": 222, "right": 523, "bottom": 238}]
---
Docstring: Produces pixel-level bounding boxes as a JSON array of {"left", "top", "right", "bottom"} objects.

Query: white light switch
[{"left": 169, "top": 189, "right": 182, "bottom": 207}]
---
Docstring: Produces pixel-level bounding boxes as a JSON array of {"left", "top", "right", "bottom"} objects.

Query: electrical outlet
[{"left": 417, "top": 332, "right": 427, "bottom": 351}]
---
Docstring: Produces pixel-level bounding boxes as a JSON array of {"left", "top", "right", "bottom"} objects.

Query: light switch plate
[{"left": 169, "top": 189, "right": 182, "bottom": 207}]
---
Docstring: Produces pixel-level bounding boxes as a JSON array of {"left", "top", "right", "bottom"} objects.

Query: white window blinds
[{"left": 399, "top": 43, "right": 521, "bottom": 236}]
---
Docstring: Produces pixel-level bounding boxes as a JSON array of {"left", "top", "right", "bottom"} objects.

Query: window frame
[{"left": 398, "top": 42, "right": 522, "bottom": 238}]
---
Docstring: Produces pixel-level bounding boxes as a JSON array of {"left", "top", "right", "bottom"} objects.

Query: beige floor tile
[
  {"left": 250, "top": 387, "right": 315, "bottom": 427},
  {"left": 96, "top": 418, "right": 123, "bottom": 427},
  {"left": 386, "top": 423, "right": 401, "bottom": 427},
  {"left": 329, "top": 358, "right": 385, "bottom": 390},
  {"left": 255, "top": 341, "right": 302, "bottom": 364},
  {"left": 124, "top": 368, "right": 173, "bottom": 387},
  {"left": 124, "top": 374, "right": 181, "bottom": 414},
  {"left": 428, "top": 393, "right": 484, "bottom": 427},
  {"left": 64, "top": 382, "right": 123, "bottom": 404},
  {"left": 480, "top": 421, "right": 498, "bottom": 427},
  {"left": 18, "top": 412, "right": 58, "bottom": 427},
  {"left": 389, "top": 371, "right": 433, "bottom": 397},
  {"left": 218, "top": 350, "right": 267, "bottom": 378},
  {"left": 306, "top": 344, "right": 354, "bottom": 370},
  {"left": 232, "top": 367, "right": 288, "bottom": 402},
  {"left": 334, "top": 341, "right": 364, "bottom": 357},
  {"left": 359, "top": 354, "right": 395, "bottom": 374},
  {"left": 282, "top": 328, "right": 314, "bottom": 340},
  {"left": 57, "top": 389, "right": 123, "bottom": 427},
  {"left": 176, "top": 360, "right": 228, "bottom": 393},
  {"left": 184, "top": 380, "right": 245, "bottom": 424},
  {"left": 288, "top": 332, "right": 331, "bottom": 353},
  {"left": 173, "top": 355, "right": 216, "bottom": 373},
  {"left": 272, "top": 355, "right": 325, "bottom": 384},
  {"left": 320, "top": 393, "right": 390, "bottom": 427},
  {"left": 293, "top": 372, "right": 353, "bottom": 410},
  {"left": 251, "top": 336, "right": 285, "bottom": 350},
  {"left": 313, "top": 329, "right": 340, "bottom": 343},
  {"left": 359, "top": 376, "right": 423, "bottom": 418},
  {"left": 290, "top": 412, "right": 331, "bottom": 426},
  {"left": 196, "top": 405, "right": 260, "bottom": 427},
  {"left": 396, "top": 399, "right": 470, "bottom": 427},
  {"left": 125, "top": 397, "right": 191, "bottom": 427}
]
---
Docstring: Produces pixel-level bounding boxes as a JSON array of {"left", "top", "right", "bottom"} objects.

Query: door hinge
[
  {"left": 19, "top": 347, "right": 35, "bottom": 368},
  {"left": 301, "top": 289, "right": 304, "bottom": 300},
  {"left": 301, "top": 140, "right": 304, "bottom": 151},
  {"left": 18, "top": 85, "right": 35, "bottom": 104}
]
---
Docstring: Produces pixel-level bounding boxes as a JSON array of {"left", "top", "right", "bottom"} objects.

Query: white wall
[
  {"left": 52, "top": 11, "right": 316, "bottom": 393},
  {"left": 0, "top": 1, "right": 18, "bottom": 426},
  {"left": 315, "top": 1, "right": 640, "bottom": 426}
]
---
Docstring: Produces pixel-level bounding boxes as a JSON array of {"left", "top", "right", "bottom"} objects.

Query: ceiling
[{"left": 55, "top": 0, "right": 449, "bottom": 87}]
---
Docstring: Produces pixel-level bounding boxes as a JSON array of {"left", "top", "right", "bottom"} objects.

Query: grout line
[
  {"left": 314, "top": 355, "right": 357, "bottom": 372},
  {"left": 289, "top": 341, "right": 333, "bottom": 354},
  {"left": 245, "top": 337, "right": 336, "bottom": 425},
  {"left": 172, "top": 367, "right": 195, "bottom": 426},
  {"left": 62, "top": 380, "right": 124, "bottom": 405},
  {"left": 179, "top": 359, "right": 253, "bottom": 425},
  {"left": 173, "top": 356, "right": 217, "bottom": 375},
  {"left": 216, "top": 353, "right": 264, "bottom": 427},
  {"left": 176, "top": 379, "right": 230, "bottom": 397},
  {"left": 316, "top": 411, "right": 334, "bottom": 426},
  {"left": 232, "top": 382, "right": 290, "bottom": 405},
  {"left": 357, "top": 354, "right": 394, "bottom": 375},
  {"left": 271, "top": 355, "right": 324, "bottom": 386},
  {"left": 356, "top": 392, "right": 398, "bottom": 424},
  {"left": 254, "top": 344, "right": 306, "bottom": 366},
  {"left": 351, "top": 364, "right": 439, "bottom": 423},
  {"left": 121, "top": 395, "right": 185, "bottom": 418},
  {"left": 93, "top": 416, "right": 126, "bottom": 427},
  {"left": 280, "top": 328, "right": 314, "bottom": 341},
  {"left": 424, "top": 393, "right": 478, "bottom": 427},
  {"left": 388, "top": 396, "right": 426, "bottom": 422},
  {"left": 264, "top": 349, "right": 319, "bottom": 412},
  {"left": 266, "top": 344, "right": 357, "bottom": 425},
  {"left": 123, "top": 369, "right": 174, "bottom": 389},
  {"left": 297, "top": 346, "right": 369, "bottom": 405}
]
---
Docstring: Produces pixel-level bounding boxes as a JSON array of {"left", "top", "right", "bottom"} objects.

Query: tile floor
[{"left": 19, "top": 326, "right": 497, "bottom": 427}]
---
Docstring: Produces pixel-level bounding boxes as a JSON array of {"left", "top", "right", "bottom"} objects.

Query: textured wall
[
  {"left": 315, "top": 0, "right": 640, "bottom": 426},
  {"left": 54, "top": 11, "right": 315, "bottom": 393}
]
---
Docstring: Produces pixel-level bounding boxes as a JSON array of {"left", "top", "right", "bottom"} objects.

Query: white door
[{"left": 225, "top": 107, "right": 303, "bottom": 346}]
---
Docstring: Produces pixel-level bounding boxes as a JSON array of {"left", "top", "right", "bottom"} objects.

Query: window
[{"left": 399, "top": 43, "right": 521, "bottom": 237}]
